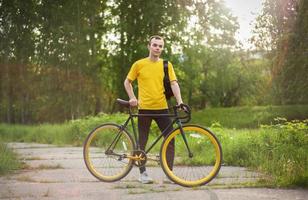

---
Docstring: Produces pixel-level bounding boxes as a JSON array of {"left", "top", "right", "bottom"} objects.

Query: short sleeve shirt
[{"left": 127, "top": 58, "right": 177, "bottom": 110}]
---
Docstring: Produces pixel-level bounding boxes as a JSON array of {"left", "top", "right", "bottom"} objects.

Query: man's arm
[
  {"left": 124, "top": 78, "right": 138, "bottom": 106},
  {"left": 171, "top": 80, "right": 183, "bottom": 105}
]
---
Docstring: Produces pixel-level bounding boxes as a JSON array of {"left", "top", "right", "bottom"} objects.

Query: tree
[
  {"left": 0, "top": 0, "right": 267, "bottom": 123},
  {"left": 279, "top": 0, "right": 308, "bottom": 104},
  {"left": 106, "top": 0, "right": 190, "bottom": 109},
  {"left": 170, "top": 0, "right": 239, "bottom": 108},
  {"left": 251, "top": 0, "right": 307, "bottom": 104},
  {"left": 0, "top": 0, "right": 37, "bottom": 123}
]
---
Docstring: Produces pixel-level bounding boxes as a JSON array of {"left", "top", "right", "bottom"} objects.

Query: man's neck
[{"left": 148, "top": 55, "right": 160, "bottom": 62}]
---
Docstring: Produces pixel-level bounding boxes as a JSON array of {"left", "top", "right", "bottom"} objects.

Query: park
[{"left": 0, "top": 0, "right": 307, "bottom": 199}]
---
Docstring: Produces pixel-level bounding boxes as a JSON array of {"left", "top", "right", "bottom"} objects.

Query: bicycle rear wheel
[
  {"left": 83, "top": 123, "right": 135, "bottom": 182},
  {"left": 160, "top": 125, "right": 222, "bottom": 187}
]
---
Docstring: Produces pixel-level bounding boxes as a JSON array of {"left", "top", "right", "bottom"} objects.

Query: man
[{"left": 124, "top": 35, "right": 184, "bottom": 184}]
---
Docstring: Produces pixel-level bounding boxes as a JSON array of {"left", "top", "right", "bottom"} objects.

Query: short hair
[{"left": 148, "top": 35, "right": 164, "bottom": 45}]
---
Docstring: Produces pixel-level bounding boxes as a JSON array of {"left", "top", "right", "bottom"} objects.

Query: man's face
[{"left": 148, "top": 38, "right": 164, "bottom": 58}]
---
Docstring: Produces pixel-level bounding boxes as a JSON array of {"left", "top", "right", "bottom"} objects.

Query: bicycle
[{"left": 83, "top": 99, "right": 222, "bottom": 187}]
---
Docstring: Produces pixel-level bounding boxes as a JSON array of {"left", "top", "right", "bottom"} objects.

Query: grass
[
  {"left": 35, "top": 164, "right": 63, "bottom": 170},
  {"left": 212, "top": 119, "right": 308, "bottom": 187},
  {"left": 0, "top": 113, "right": 128, "bottom": 146},
  {"left": 192, "top": 104, "right": 308, "bottom": 128},
  {"left": 0, "top": 143, "right": 22, "bottom": 175},
  {"left": 0, "top": 105, "right": 307, "bottom": 187},
  {"left": 125, "top": 184, "right": 181, "bottom": 194},
  {"left": 1, "top": 105, "right": 306, "bottom": 146},
  {"left": 0, "top": 123, "right": 76, "bottom": 145},
  {"left": 23, "top": 164, "right": 64, "bottom": 170},
  {"left": 15, "top": 175, "right": 36, "bottom": 182}
]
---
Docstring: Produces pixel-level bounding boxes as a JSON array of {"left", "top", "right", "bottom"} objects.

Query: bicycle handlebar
[
  {"left": 116, "top": 98, "right": 191, "bottom": 123},
  {"left": 173, "top": 104, "right": 191, "bottom": 123}
]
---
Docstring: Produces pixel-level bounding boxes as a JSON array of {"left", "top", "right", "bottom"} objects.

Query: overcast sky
[{"left": 223, "top": 0, "right": 263, "bottom": 49}]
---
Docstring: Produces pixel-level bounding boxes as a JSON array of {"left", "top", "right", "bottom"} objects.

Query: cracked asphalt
[{"left": 0, "top": 143, "right": 306, "bottom": 200}]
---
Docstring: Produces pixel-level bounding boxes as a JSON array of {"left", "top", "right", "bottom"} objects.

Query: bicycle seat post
[{"left": 128, "top": 105, "right": 140, "bottom": 150}]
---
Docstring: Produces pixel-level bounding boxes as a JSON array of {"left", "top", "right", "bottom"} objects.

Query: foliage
[
  {"left": 278, "top": 0, "right": 308, "bottom": 104},
  {"left": 0, "top": 0, "right": 251, "bottom": 124},
  {"left": 0, "top": 111, "right": 308, "bottom": 187},
  {"left": 0, "top": 113, "right": 128, "bottom": 146},
  {"left": 69, "top": 113, "right": 128, "bottom": 146},
  {"left": 0, "top": 0, "right": 110, "bottom": 123},
  {"left": 252, "top": 0, "right": 308, "bottom": 104},
  {"left": 1, "top": 105, "right": 307, "bottom": 186},
  {"left": 0, "top": 0, "right": 306, "bottom": 139},
  {"left": 251, "top": 0, "right": 298, "bottom": 51},
  {"left": 1, "top": 104, "right": 307, "bottom": 143},
  {"left": 211, "top": 118, "right": 308, "bottom": 187},
  {"left": 0, "top": 143, "right": 21, "bottom": 175},
  {"left": 260, "top": 119, "right": 307, "bottom": 186},
  {"left": 192, "top": 104, "right": 308, "bottom": 128}
]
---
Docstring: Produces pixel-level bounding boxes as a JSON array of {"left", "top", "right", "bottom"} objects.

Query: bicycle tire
[
  {"left": 83, "top": 123, "right": 135, "bottom": 182},
  {"left": 160, "top": 125, "right": 222, "bottom": 187}
]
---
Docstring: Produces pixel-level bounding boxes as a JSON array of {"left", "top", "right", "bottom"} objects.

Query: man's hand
[
  {"left": 129, "top": 98, "right": 138, "bottom": 107},
  {"left": 176, "top": 101, "right": 183, "bottom": 106},
  {"left": 178, "top": 103, "right": 189, "bottom": 113}
]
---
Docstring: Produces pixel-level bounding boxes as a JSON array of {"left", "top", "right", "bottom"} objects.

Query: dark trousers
[{"left": 138, "top": 109, "right": 174, "bottom": 173}]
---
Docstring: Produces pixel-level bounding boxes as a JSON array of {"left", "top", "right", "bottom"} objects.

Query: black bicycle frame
[{"left": 112, "top": 106, "right": 193, "bottom": 156}]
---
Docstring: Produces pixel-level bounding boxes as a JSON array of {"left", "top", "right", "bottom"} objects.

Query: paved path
[{"left": 0, "top": 143, "right": 307, "bottom": 200}]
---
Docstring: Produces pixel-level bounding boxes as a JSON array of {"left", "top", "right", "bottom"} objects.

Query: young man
[{"left": 124, "top": 35, "right": 184, "bottom": 184}]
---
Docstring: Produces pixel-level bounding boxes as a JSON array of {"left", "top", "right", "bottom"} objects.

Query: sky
[{"left": 223, "top": 0, "right": 263, "bottom": 49}]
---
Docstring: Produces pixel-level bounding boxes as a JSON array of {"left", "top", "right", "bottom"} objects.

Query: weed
[
  {"left": 0, "top": 143, "right": 21, "bottom": 175},
  {"left": 113, "top": 183, "right": 138, "bottom": 189},
  {"left": 23, "top": 164, "right": 64, "bottom": 170},
  {"left": 16, "top": 175, "right": 36, "bottom": 182}
]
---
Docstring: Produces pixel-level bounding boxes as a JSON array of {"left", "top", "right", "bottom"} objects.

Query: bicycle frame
[
  {"left": 84, "top": 100, "right": 222, "bottom": 187},
  {"left": 107, "top": 105, "right": 193, "bottom": 157}
]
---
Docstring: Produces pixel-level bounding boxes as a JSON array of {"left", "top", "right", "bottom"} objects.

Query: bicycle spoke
[
  {"left": 84, "top": 124, "right": 134, "bottom": 182},
  {"left": 161, "top": 125, "right": 222, "bottom": 187}
]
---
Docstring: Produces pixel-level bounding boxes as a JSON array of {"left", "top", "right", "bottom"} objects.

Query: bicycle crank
[{"left": 127, "top": 150, "right": 147, "bottom": 167}]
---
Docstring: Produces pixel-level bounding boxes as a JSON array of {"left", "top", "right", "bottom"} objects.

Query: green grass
[
  {"left": 0, "top": 113, "right": 128, "bottom": 146},
  {"left": 0, "top": 123, "right": 74, "bottom": 145},
  {"left": 210, "top": 119, "right": 308, "bottom": 187},
  {"left": 192, "top": 105, "right": 308, "bottom": 128},
  {"left": 0, "top": 105, "right": 307, "bottom": 187},
  {"left": 0, "top": 143, "right": 22, "bottom": 175}
]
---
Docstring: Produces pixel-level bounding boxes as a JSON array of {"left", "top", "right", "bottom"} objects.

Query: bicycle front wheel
[
  {"left": 83, "top": 123, "right": 135, "bottom": 182},
  {"left": 160, "top": 125, "right": 222, "bottom": 187}
]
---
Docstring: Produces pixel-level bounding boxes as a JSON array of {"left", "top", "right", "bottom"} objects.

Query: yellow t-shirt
[{"left": 127, "top": 58, "right": 177, "bottom": 110}]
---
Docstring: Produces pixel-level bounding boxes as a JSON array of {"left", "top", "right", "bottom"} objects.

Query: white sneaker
[{"left": 138, "top": 172, "right": 153, "bottom": 184}]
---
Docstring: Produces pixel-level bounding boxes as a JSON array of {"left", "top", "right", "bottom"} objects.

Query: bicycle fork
[{"left": 177, "top": 121, "right": 194, "bottom": 158}]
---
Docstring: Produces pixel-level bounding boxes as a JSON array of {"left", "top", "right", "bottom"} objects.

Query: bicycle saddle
[{"left": 116, "top": 98, "right": 130, "bottom": 107}]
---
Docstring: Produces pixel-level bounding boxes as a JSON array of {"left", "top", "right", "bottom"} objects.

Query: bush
[
  {"left": 217, "top": 119, "right": 308, "bottom": 187},
  {"left": 258, "top": 119, "right": 308, "bottom": 187},
  {"left": 68, "top": 113, "right": 128, "bottom": 146}
]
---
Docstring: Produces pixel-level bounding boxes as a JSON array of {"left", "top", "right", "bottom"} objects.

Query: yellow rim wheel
[
  {"left": 160, "top": 125, "right": 222, "bottom": 187},
  {"left": 83, "top": 124, "right": 134, "bottom": 182}
]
